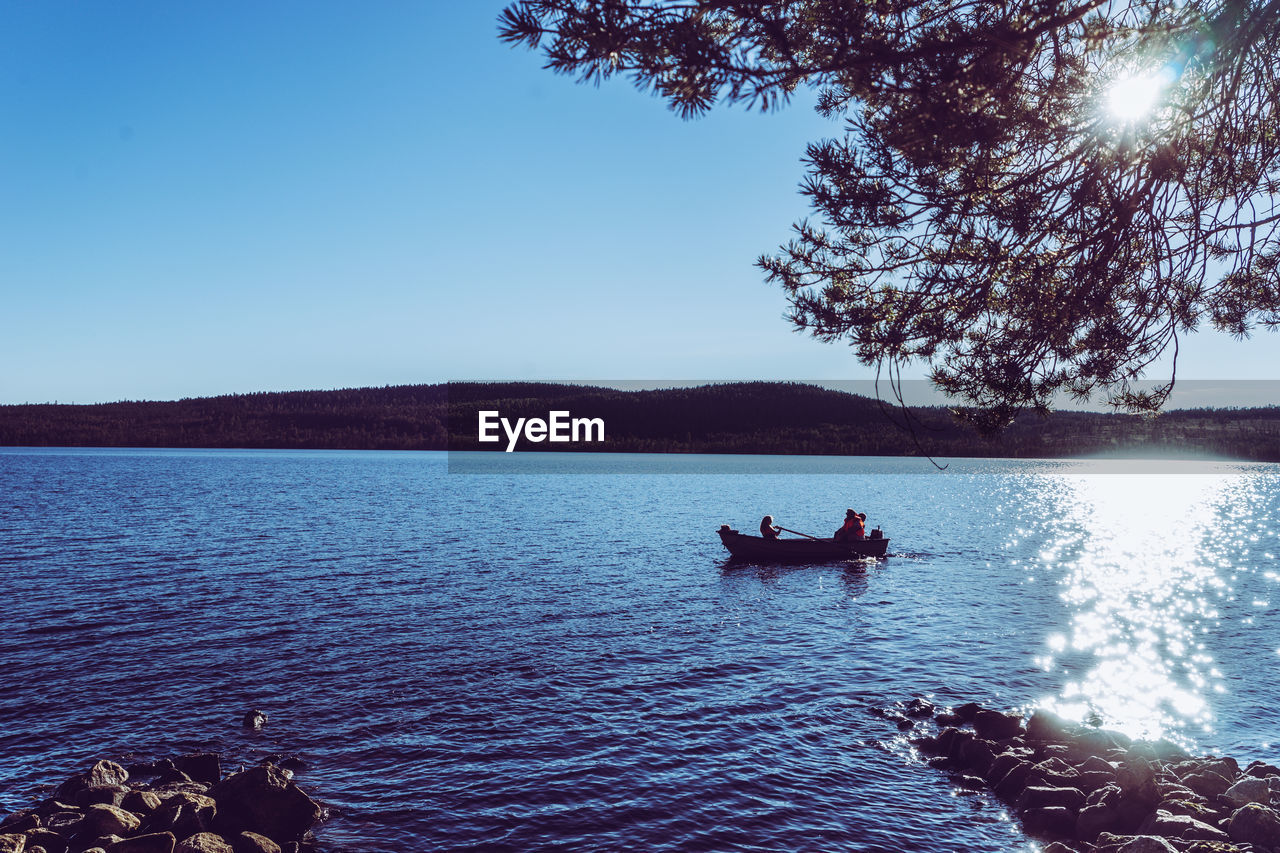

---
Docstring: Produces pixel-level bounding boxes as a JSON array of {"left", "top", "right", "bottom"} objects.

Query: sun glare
[{"left": 1106, "top": 71, "right": 1169, "bottom": 121}]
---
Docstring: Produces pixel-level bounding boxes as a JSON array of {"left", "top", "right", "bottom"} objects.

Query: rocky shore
[
  {"left": 891, "top": 698, "right": 1280, "bottom": 852},
  {"left": 0, "top": 754, "right": 324, "bottom": 853}
]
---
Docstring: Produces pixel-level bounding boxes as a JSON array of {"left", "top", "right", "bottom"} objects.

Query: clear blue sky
[{"left": 2, "top": 2, "right": 1277, "bottom": 405}]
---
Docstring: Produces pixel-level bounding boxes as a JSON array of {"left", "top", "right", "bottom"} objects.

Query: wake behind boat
[{"left": 718, "top": 525, "right": 890, "bottom": 561}]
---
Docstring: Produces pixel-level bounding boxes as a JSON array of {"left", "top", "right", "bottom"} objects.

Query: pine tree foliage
[{"left": 500, "top": 0, "right": 1280, "bottom": 430}]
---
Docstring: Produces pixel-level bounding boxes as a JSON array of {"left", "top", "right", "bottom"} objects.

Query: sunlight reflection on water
[{"left": 1034, "top": 464, "right": 1267, "bottom": 743}]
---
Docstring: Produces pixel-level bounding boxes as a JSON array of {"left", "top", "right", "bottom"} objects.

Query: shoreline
[{"left": 895, "top": 698, "right": 1280, "bottom": 852}]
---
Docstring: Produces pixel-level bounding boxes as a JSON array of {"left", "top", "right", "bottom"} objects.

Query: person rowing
[{"left": 759, "top": 515, "right": 780, "bottom": 540}]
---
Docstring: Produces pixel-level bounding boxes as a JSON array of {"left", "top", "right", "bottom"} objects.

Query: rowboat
[{"left": 718, "top": 525, "right": 890, "bottom": 561}]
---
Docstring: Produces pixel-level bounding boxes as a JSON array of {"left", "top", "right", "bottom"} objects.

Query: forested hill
[{"left": 1, "top": 382, "right": 1278, "bottom": 461}]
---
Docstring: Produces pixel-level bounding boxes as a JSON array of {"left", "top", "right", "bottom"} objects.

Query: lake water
[{"left": 1, "top": 448, "right": 1278, "bottom": 851}]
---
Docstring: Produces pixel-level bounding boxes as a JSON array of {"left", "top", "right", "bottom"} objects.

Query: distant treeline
[{"left": 2, "top": 381, "right": 1279, "bottom": 461}]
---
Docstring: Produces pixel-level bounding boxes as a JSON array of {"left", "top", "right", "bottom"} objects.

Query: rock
[
  {"left": 107, "top": 835, "right": 177, "bottom": 853},
  {"left": 985, "top": 752, "right": 1024, "bottom": 785},
  {"left": 173, "top": 756, "right": 221, "bottom": 787},
  {"left": 1042, "top": 844, "right": 1076, "bottom": 853},
  {"left": 0, "top": 834, "right": 25, "bottom": 853},
  {"left": 1115, "top": 836, "right": 1179, "bottom": 853},
  {"left": 1223, "top": 776, "right": 1270, "bottom": 807},
  {"left": 1184, "top": 771, "right": 1233, "bottom": 799},
  {"left": 82, "top": 804, "right": 142, "bottom": 838},
  {"left": 231, "top": 834, "right": 280, "bottom": 853},
  {"left": 144, "top": 794, "right": 216, "bottom": 839},
  {"left": 992, "top": 760, "right": 1035, "bottom": 802},
  {"left": 41, "top": 811, "right": 81, "bottom": 834},
  {"left": 241, "top": 712, "right": 267, "bottom": 731},
  {"left": 1227, "top": 803, "right": 1280, "bottom": 849},
  {"left": 905, "top": 698, "right": 935, "bottom": 718},
  {"left": 1117, "top": 758, "right": 1161, "bottom": 806},
  {"left": 208, "top": 767, "right": 321, "bottom": 843},
  {"left": 934, "top": 712, "right": 963, "bottom": 726},
  {"left": 0, "top": 812, "right": 39, "bottom": 833},
  {"left": 74, "top": 786, "right": 130, "bottom": 808},
  {"left": 1077, "top": 802, "right": 1123, "bottom": 840},
  {"left": 152, "top": 783, "right": 211, "bottom": 800},
  {"left": 153, "top": 769, "right": 194, "bottom": 786},
  {"left": 1076, "top": 770, "right": 1119, "bottom": 794},
  {"left": 910, "top": 734, "right": 939, "bottom": 753},
  {"left": 1032, "top": 756, "right": 1080, "bottom": 788},
  {"left": 958, "top": 738, "right": 997, "bottom": 776},
  {"left": 1020, "top": 805, "right": 1077, "bottom": 838},
  {"left": 1139, "top": 810, "right": 1229, "bottom": 842},
  {"left": 21, "top": 831, "right": 65, "bottom": 853},
  {"left": 1081, "top": 755, "right": 1118, "bottom": 774},
  {"left": 174, "top": 834, "right": 233, "bottom": 853},
  {"left": 974, "top": 710, "right": 1024, "bottom": 740},
  {"left": 1015, "top": 786, "right": 1087, "bottom": 814},
  {"left": 953, "top": 702, "right": 982, "bottom": 722},
  {"left": 58, "top": 761, "right": 130, "bottom": 800},
  {"left": 1159, "top": 799, "right": 1219, "bottom": 823},
  {"left": 955, "top": 774, "right": 987, "bottom": 791},
  {"left": 1244, "top": 761, "right": 1280, "bottom": 779},
  {"left": 122, "top": 791, "right": 163, "bottom": 815},
  {"left": 1026, "top": 709, "right": 1076, "bottom": 743}
]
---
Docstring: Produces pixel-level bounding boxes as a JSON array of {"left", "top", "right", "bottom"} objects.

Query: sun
[{"left": 1106, "top": 71, "right": 1168, "bottom": 121}]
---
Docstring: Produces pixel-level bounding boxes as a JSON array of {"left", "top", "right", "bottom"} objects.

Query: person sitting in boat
[
  {"left": 759, "top": 515, "right": 780, "bottom": 539},
  {"left": 834, "top": 509, "right": 866, "bottom": 542}
]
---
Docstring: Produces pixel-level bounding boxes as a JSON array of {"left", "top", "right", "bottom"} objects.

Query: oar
[{"left": 776, "top": 525, "right": 824, "bottom": 541}]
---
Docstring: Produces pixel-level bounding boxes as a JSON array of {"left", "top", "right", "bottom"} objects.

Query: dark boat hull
[{"left": 718, "top": 528, "right": 890, "bottom": 561}]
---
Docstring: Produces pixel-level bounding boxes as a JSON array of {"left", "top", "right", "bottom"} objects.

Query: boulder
[
  {"left": 82, "top": 805, "right": 141, "bottom": 838},
  {"left": 1077, "top": 802, "right": 1123, "bottom": 840},
  {"left": 985, "top": 753, "right": 1025, "bottom": 785},
  {"left": 107, "top": 834, "right": 177, "bottom": 853},
  {"left": 1026, "top": 709, "right": 1075, "bottom": 743},
  {"left": 152, "top": 784, "right": 210, "bottom": 800},
  {"left": 173, "top": 756, "right": 221, "bottom": 788},
  {"left": 0, "top": 812, "right": 39, "bottom": 834},
  {"left": 1138, "top": 810, "right": 1229, "bottom": 842},
  {"left": 1080, "top": 755, "right": 1118, "bottom": 774},
  {"left": 240, "top": 712, "right": 267, "bottom": 731},
  {"left": 974, "top": 710, "right": 1024, "bottom": 741},
  {"left": 1184, "top": 771, "right": 1233, "bottom": 800},
  {"left": 1114, "top": 837, "right": 1179, "bottom": 853},
  {"left": 958, "top": 739, "right": 997, "bottom": 776},
  {"left": 955, "top": 774, "right": 987, "bottom": 791},
  {"left": 122, "top": 791, "right": 162, "bottom": 815},
  {"left": 21, "top": 831, "right": 65, "bottom": 853},
  {"left": 1075, "top": 770, "right": 1119, "bottom": 794},
  {"left": 1227, "top": 803, "right": 1280, "bottom": 849},
  {"left": 1244, "top": 761, "right": 1280, "bottom": 779},
  {"left": 0, "top": 834, "right": 25, "bottom": 853},
  {"left": 153, "top": 769, "right": 194, "bottom": 787},
  {"left": 1015, "top": 786, "right": 1086, "bottom": 814},
  {"left": 1116, "top": 759, "right": 1161, "bottom": 806},
  {"left": 232, "top": 833, "right": 280, "bottom": 853},
  {"left": 144, "top": 794, "right": 216, "bottom": 839},
  {"left": 41, "top": 811, "right": 81, "bottom": 835},
  {"left": 1019, "top": 805, "right": 1077, "bottom": 838},
  {"left": 1222, "top": 777, "right": 1270, "bottom": 807},
  {"left": 208, "top": 767, "right": 321, "bottom": 843},
  {"left": 905, "top": 698, "right": 935, "bottom": 718},
  {"left": 57, "top": 762, "right": 129, "bottom": 799},
  {"left": 993, "top": 761, "right": 1035, "bottom": 802},
  {"left": 74, "top": 787, "right": 130, "bottom": 808},
  {"left": 952, "top": 702, "right": 982, "bottom": 723},
  {"left": 174, "top": 834, "right": 233, "bottom": 853}
]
